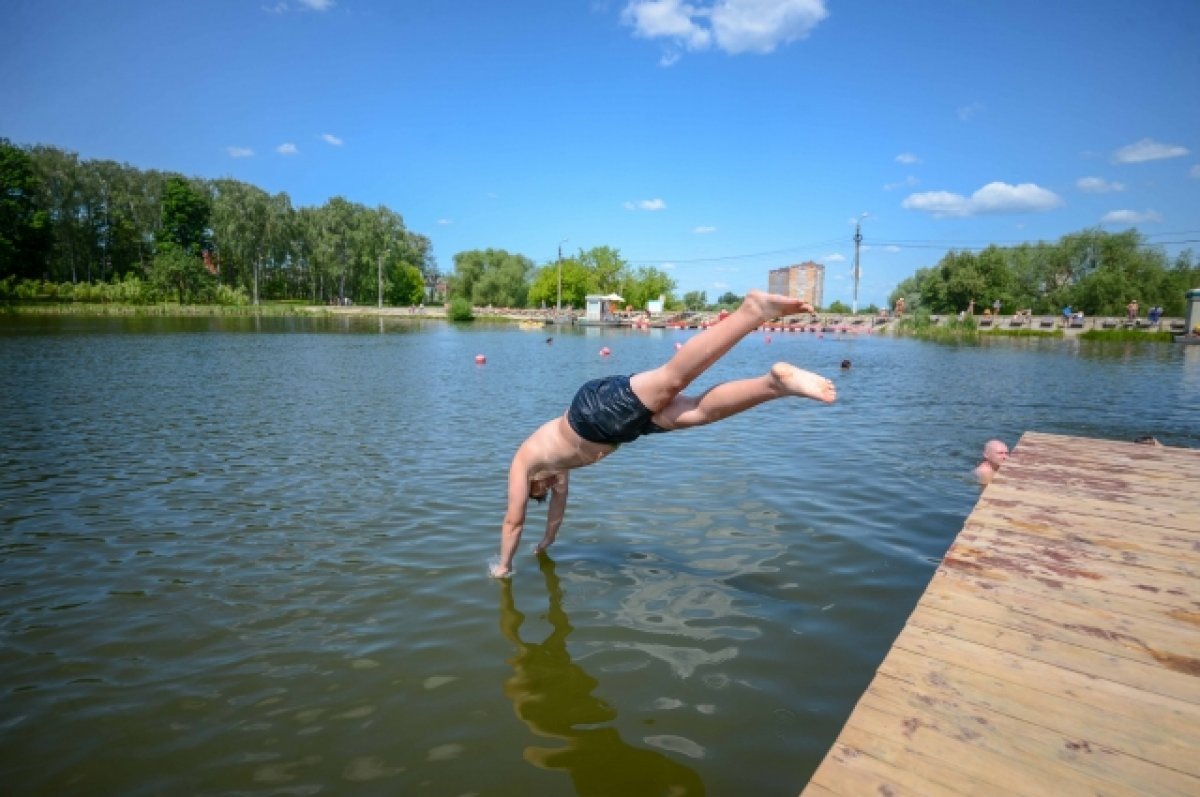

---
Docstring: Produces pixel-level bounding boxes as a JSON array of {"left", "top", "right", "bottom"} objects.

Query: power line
[{"left": 580, "top": 230, "right": 1200, "bottom": 270}]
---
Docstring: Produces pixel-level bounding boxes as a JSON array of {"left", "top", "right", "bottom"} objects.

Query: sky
[{"left": 2, "top": 0, "right": 1199, "bottom": 307}]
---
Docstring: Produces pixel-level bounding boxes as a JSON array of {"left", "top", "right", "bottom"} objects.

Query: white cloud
[
  {"left": 1100, "top": 209, "right": 1163, "bottom": 225},
  {"left": 320, "top": 133, "right": 343, "bottom": 146},
  {"left": 622, "top": 0, "right": 711, "bottom": 50},
  {"left": 713, "top": 281, "right": 730, "bottom": 290},
  {"left": 693, "top": 225, "right": 717, "bottom": 234},
  {"left": 226, "top": 146, "right": 254, "bottom": 158},
  {"left": 957, "top": 102, "right": 984, "bottom": 121},
  {"left": 1076, "top": 176, "right": 1125, "bottom": 193},
  {"left": 621, "top": 0, "right": 829, "bottom": 58},
  {"left": 297, "top": 0, "right": 334, "bottom": 10},
  {"left": 623, "top": 198, "right": 666, "bottom": 210},
  {"left": 823, "top": 253, "right": 845, "bottom": 262},
  {"left": 661, "top": 262, "right": 677, "bottom": 270},
  {"left": 902, "top": 181, "right": 1063, "bottom": 218},
  {"left": 883, "top": 175, "right": 919, "bottom": 191},
  {"left": 1112, "top": 138, "right": 1189, "bottom": 164},
  {"left": 276, "top": 142, "right": 299, "bottom": 155},
  {"left": 1190, "top": 164, "right": 1200, "bottom": 178},
  {"left": 437, "top": 219, "right": 452, "bottom": 226},
  {"left": 895, "top": 152, "right": 920, "bottom": 165}
]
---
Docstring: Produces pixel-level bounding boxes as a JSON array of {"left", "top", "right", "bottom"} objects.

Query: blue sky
[{"left": 3, "top": 0, "right": 1198, "bottom": 306}]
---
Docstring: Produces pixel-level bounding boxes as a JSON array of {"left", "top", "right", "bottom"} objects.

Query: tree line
[
  {"left": 5, "top": 139, "right": 1195, "bottom": 315},
  {"left": 891, "top": 229, "right": 1198, "bottom": 317},
  {"left": 0, "top": 138, "right": 435, "bottom": 305}
]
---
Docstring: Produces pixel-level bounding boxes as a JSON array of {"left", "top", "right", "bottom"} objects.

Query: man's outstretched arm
[
  {"left": 535, "top": 473, "right": 569, "bottom": 553},
  {"left": 492, "top": 465, "right": 529, "bottom": 578}
]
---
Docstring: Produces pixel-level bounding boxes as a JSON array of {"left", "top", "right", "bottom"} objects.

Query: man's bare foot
[
  {"left": 532, "top": 539, "right": 554, "bottom": 554},
  {"left": 743, "top": 290, "right": 811, "bottom": 321},
  {"left": 770, "top": 362, "right": 837, "bottom": 403}
]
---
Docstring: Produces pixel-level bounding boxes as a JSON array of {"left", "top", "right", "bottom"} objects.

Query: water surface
[{"left": 2, "top": 315, "right": 1197, "bottom": 795}]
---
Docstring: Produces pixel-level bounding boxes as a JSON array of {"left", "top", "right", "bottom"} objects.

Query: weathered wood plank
[
  {"left": 982, "top": 481, "right": 1200, "bottom": 535},
  {"left": 877, "top": 646, "right": 1200, "bottom": 774},
  {"left": 919, "top": 573, "right": 1200, "bottom": 665},
  {"left": 801, "top": 432, "right": 1200, "bottom": 797},
  {"left": 864, "top": 676, "right": 1200, "bottom": 797},
  {"left": 932, "top": 566, "right": 1200, "bottom": 633},
  {"left": 891, "top": 623, "right": 1200, "bottom": 736}
]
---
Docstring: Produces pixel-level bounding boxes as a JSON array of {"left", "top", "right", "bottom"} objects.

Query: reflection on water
[{"left": 499, "top": 554, "right": 705, "bottom": 795}]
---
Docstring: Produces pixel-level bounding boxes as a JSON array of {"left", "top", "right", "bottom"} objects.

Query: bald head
[{"left": 982, "top": 439, "right": 1009, "bottom": 468}]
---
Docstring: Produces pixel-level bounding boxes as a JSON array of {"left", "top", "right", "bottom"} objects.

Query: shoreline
[{"left": 1, "top": 301, "right": 1188, "bottom": 340}]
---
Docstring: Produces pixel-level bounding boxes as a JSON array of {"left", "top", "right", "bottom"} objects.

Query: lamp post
[
  {"left": 556, "top": 238, "right": 568, "bottom": 314},
  {"left": 852, "top": 213, "right": 866, "bottom": 315}
]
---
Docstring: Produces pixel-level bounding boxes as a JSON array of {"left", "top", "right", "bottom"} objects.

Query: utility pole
[
  {"left": 377, "top": 251, "right": 383, "bottom": 309},
  {"left": 852, "top": 216, "right": 864, "bottom": 314},
  {"left": 556, "top": 238, "right": 568, "bottom": 314}
]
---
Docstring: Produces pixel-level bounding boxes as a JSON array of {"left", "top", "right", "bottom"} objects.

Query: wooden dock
[{"left": 802, "top": 431, "right": 1200, "bottom": 796}]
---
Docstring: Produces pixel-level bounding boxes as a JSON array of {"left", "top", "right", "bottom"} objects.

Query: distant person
[
  {"left": 1127, "top": 299, "right": 1139, "bottom": 320},
  {"left": 973, "top": 439, "right": 1009, "bottom": 486},
  {"left": 1148, "top": 306, "right": 1162, "bottom": 324},
  {"left": 966, "top": 299, "right": 975, "bottom": 316},
  {"left": 992, "top": 298, "right": 1001, "bottom": 315},
  {"left": 894, "top": 297, "right": 906, "bottom": 316},
  {"left": 490, "top": 291, "right": 837, "bottom": 578},
  {"left": 1062, "top": 305, "right": 1072, "bottom": 326},
  {"left": 840, "top": 359, "right": 851, "bottom": 369},
  {"left": 1134, "top": 435, "right": 1162, "bottom": 446}
]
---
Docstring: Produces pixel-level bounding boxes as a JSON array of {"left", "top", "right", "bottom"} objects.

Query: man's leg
[
  {"left": 651, "top": 362, "right": 836, "bottom": 430},
  {"left": 630, "top": 291, "right": 808, "bottom": 412}
]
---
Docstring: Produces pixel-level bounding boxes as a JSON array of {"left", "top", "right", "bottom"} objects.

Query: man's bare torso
[{"left": 514, "top": 413, "right": 617, "bottom": 481}]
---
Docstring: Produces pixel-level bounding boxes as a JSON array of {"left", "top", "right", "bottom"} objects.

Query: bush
[{"left": 448, "top": 297, "right": 474, "bottom": 322}]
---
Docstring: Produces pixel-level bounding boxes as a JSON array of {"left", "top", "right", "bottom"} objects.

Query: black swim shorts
[{"left": 566, "top": 375, "right": 668, "bottom": 445}]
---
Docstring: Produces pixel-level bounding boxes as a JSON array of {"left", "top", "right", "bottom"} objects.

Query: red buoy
[{"left": 475, "top": 354, "right": 486, "bottom": 364}]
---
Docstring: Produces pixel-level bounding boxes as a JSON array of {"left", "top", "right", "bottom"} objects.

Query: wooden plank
[
  {"left": 877, "top": 646, "right": 1200, "bottom": 774},
  {"left": 964, "top": 499, "right": 1200, "bottom": 559},
  {"left": 865, "top": 675, "right": 1200, "bottom": 797},
  {"left": 891, "top": 623, "right": 1200, "bottom": 737},
  {"left": 906, "top": 604, "right": 1200, "bottom": 703},
  {"left": 943, "top": 534, "right": 1200, "bottom": 609},
  {"left": 961, "top": 515, "right": 1200, "bottom": 579},
  {"left": 1019, "top": 432, "right": 1200, "bottom": 466},
  {"left": 801, "top": 729, "right": 979, "bottom": 797},
  {"left": 930, "top": 567, "right": 1200, "bottom": 653},
  {"left": 919, "top": 572, "right": 1200, "bottom": 665},
  {"left": 800, "top": 433, "right": 1200, "bottom": 797},
  {"left": 990, "top": 462, "right": 1197, "bottom": 511},
  {"left": 982, "top": 481, "right": 1200, "bottom": 535}
]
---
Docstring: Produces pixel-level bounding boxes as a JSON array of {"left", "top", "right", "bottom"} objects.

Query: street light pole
[
  {"left": 556, "top": 238, "right": 568, "bottom": 314},
  {"left": 852, "top": 214, "right": 865, "bottom": 315}
]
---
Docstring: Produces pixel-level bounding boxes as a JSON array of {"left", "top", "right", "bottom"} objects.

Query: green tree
[
  {"left": 826, "top": 299, "right": 851, "bottom": 314},
  {"left": 150, "top": 243, "right": 213, "bottom": 304},
  {"left": 682, "top": 290, "right": 707, "bottom": 310},
  {"left": 528, "top": 257, "right": 589, "bottom": 309},
  {"left": 159, "top": 176, "right": 210, "bottom": 255},
  {"left": 451, "top": 249, "right": 533, "bottom": 307},
  {"left": 0, "top": 139, "right": 51, "bottom": 279}
]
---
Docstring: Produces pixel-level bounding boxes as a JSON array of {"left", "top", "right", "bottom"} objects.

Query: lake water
[{"left": 2, "top": 315, "right": 1197, "bottom": 796}]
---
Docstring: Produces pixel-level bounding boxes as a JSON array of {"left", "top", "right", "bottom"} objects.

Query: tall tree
[
  {"left": 0, "top": 139, "right": 51, "bottom": 279},
  {"left": 159, "top": 175, "right": 210, "bottom": 255}
]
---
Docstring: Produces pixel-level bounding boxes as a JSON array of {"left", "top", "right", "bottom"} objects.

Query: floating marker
[
  {"left": 599, "top": 346, "right": 612, "bottom": 356},
  {"left": 474, "top": 354, "right": 486, "bottom": 364}
]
